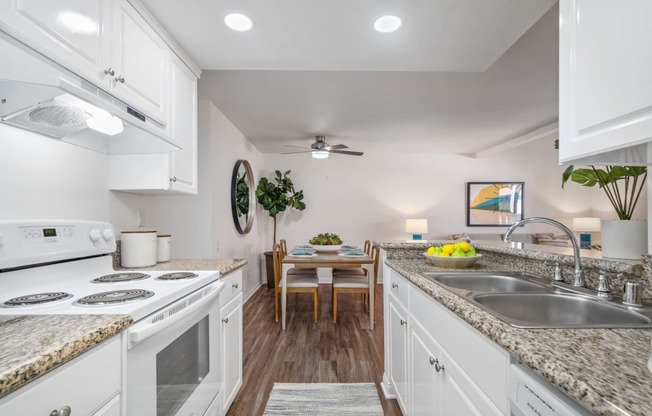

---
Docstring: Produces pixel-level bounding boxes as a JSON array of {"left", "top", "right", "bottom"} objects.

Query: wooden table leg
[
  {"left": 365, "top": 263, "right": 374, "bottom": 330},
  {"left": 281, "top": 263, "right": 290, "bottom": 330}
]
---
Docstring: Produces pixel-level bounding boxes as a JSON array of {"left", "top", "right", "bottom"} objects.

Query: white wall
[
  {"left": 155, "top": 101, "right": 266, "bottom": 299},
  {"left": 0, "top": 124, "right": 157, "bottom": 230}
]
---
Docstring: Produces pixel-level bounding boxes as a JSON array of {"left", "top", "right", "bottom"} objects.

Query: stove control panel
[{"left": 0, "top": 220, "right": 116, "bottom": 270}]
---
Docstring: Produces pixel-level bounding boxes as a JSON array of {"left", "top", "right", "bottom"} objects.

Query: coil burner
[
  {"left": 3, "top": 292, "right": 73, "bottom": 307},
  {"left": 76, "top": 289, "right": 154, "bottom": 306},
  {"left": 91, "top": 272, "right": 151, "bottom": 283},
  {"left": 157, "top": 272, "right": 199, "bottom": 281}
]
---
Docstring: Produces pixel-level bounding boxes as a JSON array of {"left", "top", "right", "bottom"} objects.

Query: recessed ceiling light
[
  {"left": 224, "top": 13, "right": 253, "bottom": 31},
  {"left": 374, "top": 15, "right": 402, "bottom": 33}
]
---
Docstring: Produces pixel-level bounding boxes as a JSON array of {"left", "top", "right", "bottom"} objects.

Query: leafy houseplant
[
  {"left": 555, "top": 140, "right": 647, "bottom": 219},
  {"left": 256, "top": 170, "right": 306, "bottom": 245},
  {"left": 235, "top": 172, "right": 249, "bottom": 218}
]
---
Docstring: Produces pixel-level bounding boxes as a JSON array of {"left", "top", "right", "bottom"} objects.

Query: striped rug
[{"left": 263, "top": 382, "right": 384, "bottom": 415}]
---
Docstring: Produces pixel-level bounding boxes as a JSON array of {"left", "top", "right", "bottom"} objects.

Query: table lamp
[
  {"left": 406, "top": 219, "right": 428, "bottom": 241},
  {"left": 572, "top": 217, "right": 601, "bottom": 249}
]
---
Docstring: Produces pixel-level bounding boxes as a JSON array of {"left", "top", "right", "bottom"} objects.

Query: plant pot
[
  {"left": 264, "top": 251, "right": 275, "bottom": 288},
  {"left": 601, "top": 219, "right": 648, "bottom": 260}
]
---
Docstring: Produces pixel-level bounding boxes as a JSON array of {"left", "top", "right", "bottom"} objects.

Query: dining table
[{"left": 281, "top": 246, "right": 375, "bottom": 331}]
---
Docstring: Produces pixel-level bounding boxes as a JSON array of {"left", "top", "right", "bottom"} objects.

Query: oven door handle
[{"left": 128, "top": 281, "right": 225, "bottom": 348}]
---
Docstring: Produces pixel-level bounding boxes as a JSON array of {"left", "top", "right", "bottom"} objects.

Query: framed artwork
[{"left": 466, "top": 182, "right": 524, "bottom": 226}]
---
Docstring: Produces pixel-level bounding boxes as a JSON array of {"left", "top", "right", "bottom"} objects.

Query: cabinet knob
[
  {"left": 104, "top": 68, "right": 115, "bottom": 76},
  {"left": 435, "top": 361, "right": 445, "bottom": 373},
  {"left": 170, "top": 176, "right": 177, "bottom": 182},
  {"left": 50, "top": 406, "right": 71, "bottom": 416},
  {"left": 392, "top": 283, "right": 398, "bottom": 289},
  {"left": 114, "top": 75, "right": 125, "bottom": 83},
  {"left": 232, "top": 283, "right": 239, "bottom": 289},
  {"left": 222, "top": 317, "right": 229, "bottom": 324},
  {"left": 400, "top": 319, "right": 407, "bottom": 326},
  {"left": 429, "top": 356, "right": 436, "bottom": 365}
]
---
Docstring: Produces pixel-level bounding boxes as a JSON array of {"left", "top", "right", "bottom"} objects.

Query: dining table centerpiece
[{"left": 309, "top": 232, "right": 343, "bottom": 252}]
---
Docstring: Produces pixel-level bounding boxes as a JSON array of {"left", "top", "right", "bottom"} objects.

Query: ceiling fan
[{"left": 282, "top": 135, "right": 363, "bottom": 158}]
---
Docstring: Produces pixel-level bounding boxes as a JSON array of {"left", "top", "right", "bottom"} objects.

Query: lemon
[
  {"left": 442, "top": 244, "right": 455, "bottom": 255},
  {"left": 459, "top": 242, "right": 471, "bottom": 253},
  {"left": 439, "top": 251, "right": 451, "bottom": 257},
  {"left": 427, "top": 246, "right": 436, "bottom": 255}
]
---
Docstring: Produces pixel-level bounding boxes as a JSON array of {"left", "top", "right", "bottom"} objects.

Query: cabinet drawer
[
  {"left": 0, "top": 336, "right": 121, "bottom": 416},
  {"left": 387, "top": 268, "right": 410, "bottom": 307},
  {"left": 410, "top": 284, "right": 509, "bottom": 414},
  {"left": 220, "top": 269, "right": 243, "bottom": 306}
]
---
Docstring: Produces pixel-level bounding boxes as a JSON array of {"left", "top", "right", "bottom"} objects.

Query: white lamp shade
[
  {"left": 572, "top": 217, "right": 601, "bottom": 232},
  {"left": 406, "top": 219, "right": 428, "bottom": 234}
]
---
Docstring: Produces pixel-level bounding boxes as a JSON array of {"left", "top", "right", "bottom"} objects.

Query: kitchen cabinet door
[
  {"left": 110, "top": 0, "right": 169, "bottom": 124},
  {"left": 559, "top": 0, "right": 652, "bottom": 164},
  {"left": 388, "top": 297, "right": 409, "bottom": 414},
  {"left": 220, "top": 292, "right": 243, "bottom": 416},
  {"left": 410, "top": 319, "right": 443, "bottom": 415},
  {"left": 0, "top": 0, "right": 112, "bottom": 83}
]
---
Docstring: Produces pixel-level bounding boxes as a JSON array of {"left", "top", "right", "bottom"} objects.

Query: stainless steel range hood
[{"left": 0, "top": 31, "right": 181, "bottom": 155}]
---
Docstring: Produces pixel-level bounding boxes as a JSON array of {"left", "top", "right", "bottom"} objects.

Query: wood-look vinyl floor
[{"left": 226, "top": 283, "right": 403, "bottom": 416}]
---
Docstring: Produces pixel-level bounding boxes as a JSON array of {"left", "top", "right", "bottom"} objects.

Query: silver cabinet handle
[
  {"left": 232, "top": 283, "right": 239, "bottom": 289},
  {"left": 222, "top": 317, "right": 229, "bottom": 323},
  {"left": 50, "top": 407, "right": 71, "bottom": 416},
  {"left": 170, "top": 176, "right": 177, "bottom": 182},
  {"left": 400, "top": 319, "right": 407, "bottom": 326},
  {"left": 429, "top": 356, "right": 436, "bottom": 365},
  {"left": 434, "top": 360, "right": 445, "bottom": 373},
  {"left": 104, "top": 68, "right": 115, "bottom": 76},
  {"left": 392, "top": 283, "right": 398, "bottom": 288},
  {"left": 114, "top": 75, "right": 125, "bottom": 83}
]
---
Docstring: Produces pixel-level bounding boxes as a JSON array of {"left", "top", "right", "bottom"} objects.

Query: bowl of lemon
[{"left": 423, "top": 242, "right": 481, "bottom": 269}]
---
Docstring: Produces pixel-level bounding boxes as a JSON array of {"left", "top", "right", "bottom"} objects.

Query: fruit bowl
[
  {"left": 312, "top": 244, "right": 342, "bottom": 252},
  {"left": 423, "top": 253, "right": 482, "bottom": 269}
]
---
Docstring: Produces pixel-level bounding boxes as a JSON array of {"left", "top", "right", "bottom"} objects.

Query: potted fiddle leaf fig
[{"left": 256, "top": 170, "right": 306, "bottom": 287}]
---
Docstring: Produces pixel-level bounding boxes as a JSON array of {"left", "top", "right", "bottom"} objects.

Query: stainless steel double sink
[{"left": 420, "top": 271, "right": 652, "bottom": 328}]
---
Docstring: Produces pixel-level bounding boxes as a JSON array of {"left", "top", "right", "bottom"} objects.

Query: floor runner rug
[{"left": 263, "top": 382, "right": 384, "bottom": 415}]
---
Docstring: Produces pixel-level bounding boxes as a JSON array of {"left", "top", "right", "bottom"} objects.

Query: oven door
[{"left": 125, "top": 281, "right": 225, "bottom": 416}]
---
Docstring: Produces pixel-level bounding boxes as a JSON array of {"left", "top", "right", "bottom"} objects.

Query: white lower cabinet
[
  {"left": 219, "top": 269, "right": 244, "bottom": 416},
  {"left": 384, "top": 267, "right": 509, "bottom": 415},
  {"left": 0, "top": 336, "right": 121, "bottom": 416}
]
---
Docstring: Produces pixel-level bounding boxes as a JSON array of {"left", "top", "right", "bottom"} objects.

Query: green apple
[{"left": 451, "top": 247, "right": 465, "bottom": 257}]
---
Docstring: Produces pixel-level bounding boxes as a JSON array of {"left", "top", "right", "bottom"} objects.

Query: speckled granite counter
[
  {"left": 121, "top": 258, "right": 247, "bottom": 275},
  {"left": 0, "top": 314, "right": 132, "bottom": 398},
  {"left": 380, "top": 242, "right": 652, "bottom": 416}
]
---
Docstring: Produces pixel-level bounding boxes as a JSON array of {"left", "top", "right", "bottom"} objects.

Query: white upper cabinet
[
  {"left": 559, "top": 0, "right": 652, "bottom": 165},
  {"left": 0, "top": 0, "right": 169, "bottom": 126},
  {"left": 110, "top": 0, "right": 168, "bottom": 124}
]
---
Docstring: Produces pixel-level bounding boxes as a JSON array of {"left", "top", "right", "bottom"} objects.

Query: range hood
[{"left": 0, "top": 31, "right": 181, "bottom": 155}]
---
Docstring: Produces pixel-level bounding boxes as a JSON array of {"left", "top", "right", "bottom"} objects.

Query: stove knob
[
  {"left": 103, "top": 229, "right": 115, "bottom": 241},
  {"left": 89, "top": 229, "right": 102, "bottom": 242}
]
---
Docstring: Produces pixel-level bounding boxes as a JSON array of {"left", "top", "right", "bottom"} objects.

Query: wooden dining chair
[
  {"left": 280, "top": 239, "right": 318, "bottom": 276},
  {"left": 332, "top": 244, "right": 380, "bottom": 323},
  {"left": 332, "top": 240, "right": 371, "bottom": 276},
  {"left": 273, "top": 243, "right": 320, "bottom": 322}
]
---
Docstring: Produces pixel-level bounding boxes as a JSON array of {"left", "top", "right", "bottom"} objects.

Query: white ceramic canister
[
  {"left": 157, "top": 234, "right": 171, "bottom": 263},
  {"left": 121, "top": 230, "right": 158, "bottom": 268}
]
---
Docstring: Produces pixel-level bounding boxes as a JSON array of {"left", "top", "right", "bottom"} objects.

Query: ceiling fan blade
[
  {"left": 285, "top": 145, "right": 311, "bottom": 149},
  {"left": 329, "top": 149, "right": 364, "bottom": 156},
  {"left": 324, "top": 144, "right": 348, "bottom": 150}
]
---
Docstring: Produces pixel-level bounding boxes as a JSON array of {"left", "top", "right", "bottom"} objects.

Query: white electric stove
[{"left": 0, "top": 219, "right": 224, "bottom": 416}]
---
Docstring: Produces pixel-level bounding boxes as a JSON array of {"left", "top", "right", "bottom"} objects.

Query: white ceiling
[{"left": 142, "top": 0, "right": 559, "bottom": 155}]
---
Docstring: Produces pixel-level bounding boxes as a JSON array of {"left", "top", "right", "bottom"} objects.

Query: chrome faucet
[{"left": 503, "top": 217, "right": 585, "bottom": 287}]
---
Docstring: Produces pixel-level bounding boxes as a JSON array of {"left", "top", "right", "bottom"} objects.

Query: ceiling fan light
[{"left": 312, "top": 150, "right": 329, "bottom": 159}]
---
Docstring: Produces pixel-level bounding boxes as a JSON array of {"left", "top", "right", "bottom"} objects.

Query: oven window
[{"left": 156, "top": 315, "right": 210, "bottom": 416}]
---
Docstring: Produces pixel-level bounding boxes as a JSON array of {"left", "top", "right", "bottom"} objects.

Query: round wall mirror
[{"left": 231, "top": 159, "right": 255, "bottom": 234}]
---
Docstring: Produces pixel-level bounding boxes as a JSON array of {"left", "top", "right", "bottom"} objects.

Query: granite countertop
[
  {"left": 381, "top": 242, "right": 652, "bottom": 416},
  {"left": 119, "top": 258, "right": 247, "bottom": 276},
  {"left": 0, "top": 314, "right": 132, "bottom": 399}
]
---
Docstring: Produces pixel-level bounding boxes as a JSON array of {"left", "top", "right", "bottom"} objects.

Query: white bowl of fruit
[
  {"left": 423, "top": 242, "right": 481, "bottom": 269},
  {"left": 309, "top": 233, "right": 343, "bottom": 252}
]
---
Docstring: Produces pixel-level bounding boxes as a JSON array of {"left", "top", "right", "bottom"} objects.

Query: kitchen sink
[
  {"left": 420, "top": 271, "right": 652, "bottom": 328},
  {"left": 472, "top": 293, "right": 652, "bottom": 328},
  {"left": 421, "top": 272, "right": 547, "bottom": 293}
]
